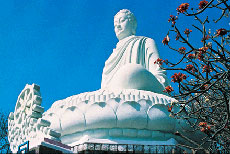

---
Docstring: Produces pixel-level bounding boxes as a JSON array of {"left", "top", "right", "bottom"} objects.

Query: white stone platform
[
  {"left": 42, "top": 88, "right": 180, "bottom": 145},
  {"left": 9, "top": 84, "right": 194, "bottom": 153}
]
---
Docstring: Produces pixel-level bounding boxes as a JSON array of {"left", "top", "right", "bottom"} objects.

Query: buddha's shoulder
[
  {"left": 135, "top": 36, "right": 155, "bottom": 42},
  {"left": 135, "top": 36, "right": 156, "bottom": 46}
]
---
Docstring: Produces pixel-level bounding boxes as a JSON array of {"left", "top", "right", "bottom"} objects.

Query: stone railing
[{"left": 71, "top": 142, "right": 186, "bottom": 154}]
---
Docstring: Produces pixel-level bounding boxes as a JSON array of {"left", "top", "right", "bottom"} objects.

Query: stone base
[
  {"left": 29, "top": 138, "right": 72, "bottom": 154},
  {"left": 30, "top": 145, "right": 63, "bottom": 154}
]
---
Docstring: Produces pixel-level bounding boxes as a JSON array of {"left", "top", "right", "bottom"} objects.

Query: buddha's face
[{"left": 114, "top": 13, "right": 134, "bottom": 40}]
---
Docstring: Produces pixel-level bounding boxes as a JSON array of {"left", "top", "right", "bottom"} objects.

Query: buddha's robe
[{"left": 101, "top": 35, "right": 170, "bottom": 94}]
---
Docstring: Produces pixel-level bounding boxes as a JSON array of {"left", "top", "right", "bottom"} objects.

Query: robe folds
[{"left": 101, "top": 35, "right": 170, "bottom": 91}]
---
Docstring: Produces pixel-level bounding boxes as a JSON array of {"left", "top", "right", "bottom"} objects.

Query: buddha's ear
[
  {"left": 132, "top": 23, "right": 137, "bottom": 35},
  {"left": 131, "top": 19, "right": 137, "bottom": 35}
]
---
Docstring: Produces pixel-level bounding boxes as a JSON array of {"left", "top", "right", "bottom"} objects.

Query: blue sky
[{"left": 0, "top": 0, "right": 228, "bottom": 113}]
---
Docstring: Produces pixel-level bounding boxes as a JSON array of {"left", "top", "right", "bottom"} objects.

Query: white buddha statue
[
  {"left": 101, "top": 9, "right": 170, "bottom": 94},
  {"left": 10, "top": 9, "right": 197, "bottom": 154}
]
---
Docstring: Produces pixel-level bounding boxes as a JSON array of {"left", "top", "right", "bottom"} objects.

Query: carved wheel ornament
[
  {"left": 8, "top": 84, "right": 61, "bottom": 153},
  {"left": 14, "top": 84, "right": 41, "bottom": 125}
]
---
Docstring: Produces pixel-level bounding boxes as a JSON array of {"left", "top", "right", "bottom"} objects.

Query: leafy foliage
[
  {"left": 158, "top": 0, "right": 230, "bottom": 152},
  {"left": 0, "top": 112, "right": 11, "bottom": 153}
]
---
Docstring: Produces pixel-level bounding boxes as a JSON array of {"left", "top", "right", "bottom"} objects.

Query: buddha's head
[{"left": 114, "top": 9, "right": 137, "bottom": 40}]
